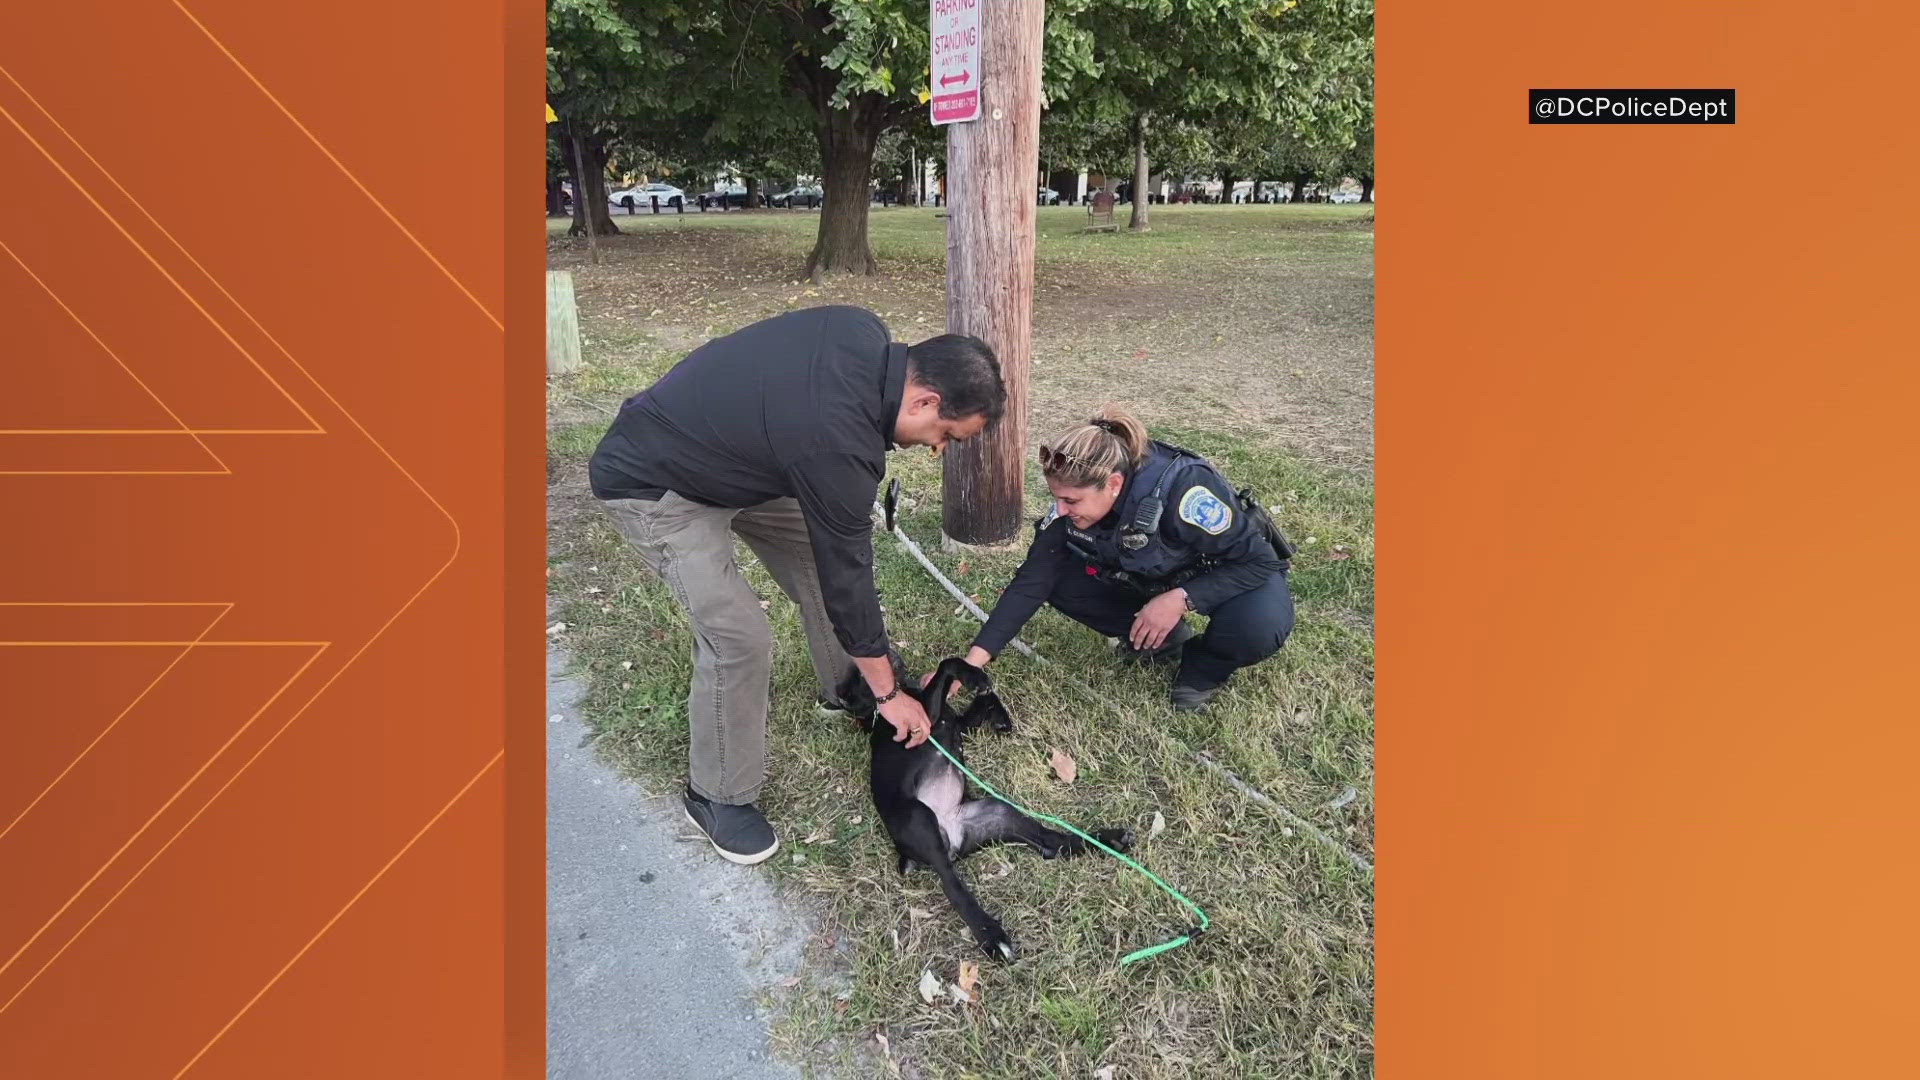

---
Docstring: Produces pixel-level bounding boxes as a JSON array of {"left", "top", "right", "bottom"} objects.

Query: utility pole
[{"left": 939, "top": 0, "right": 1043, "bottom": 546}]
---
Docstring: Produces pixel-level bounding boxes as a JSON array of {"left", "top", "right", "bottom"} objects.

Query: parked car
[
  {"left": 609, "top": 182, "right": 685, "bottom": 210},
  {"left": 770, "top": 184, "right": 822, "bottom": 208},
  {"left": 1329, "top": 190, "right": 1362, "bottom": 204},
  {"left": 1037, "top": 186, "right": 1061, "bottom": 205}
]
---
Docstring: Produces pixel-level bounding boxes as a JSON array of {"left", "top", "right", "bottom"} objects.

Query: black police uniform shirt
[
  {"left": 971, "top": 442, "right": 1285, "bottom": 659},
  {"left": 588, "top": 305, "right": 907, "bottom": 658}
]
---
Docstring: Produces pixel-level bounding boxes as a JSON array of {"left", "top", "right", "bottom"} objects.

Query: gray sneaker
[{"left": 682, "top": 786, "right": 779, "bottom": 865}]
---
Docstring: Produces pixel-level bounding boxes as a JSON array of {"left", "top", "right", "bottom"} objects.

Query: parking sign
[{"left": 929, "top": 0, "right": 980, "bottom": 125}]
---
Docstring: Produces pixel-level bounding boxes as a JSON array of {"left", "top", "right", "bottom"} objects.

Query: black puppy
[{"left": 838, "top": 655, "right": 1134, "bottom": 960}]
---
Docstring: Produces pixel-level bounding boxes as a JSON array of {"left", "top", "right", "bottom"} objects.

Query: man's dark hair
[{"left": 904, "top": 334, "right": 1006, "bottom": 424}]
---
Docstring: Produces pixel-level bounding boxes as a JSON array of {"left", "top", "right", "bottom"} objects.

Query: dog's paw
[
  {"left": 975, "top": 919, "right": 1016, "bottom": 962},
  {"left": 1094, "top": 827, "right": 1134, "bottom": 854}
]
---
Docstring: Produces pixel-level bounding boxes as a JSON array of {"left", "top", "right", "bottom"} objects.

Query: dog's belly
[{"left": 915, "top": 768, "right": 966, "bottom": 854}]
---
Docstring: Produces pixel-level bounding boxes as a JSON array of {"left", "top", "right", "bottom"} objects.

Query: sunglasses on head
[{"left": 1038, "top": 444, "right": 1086, "bottom": 471}]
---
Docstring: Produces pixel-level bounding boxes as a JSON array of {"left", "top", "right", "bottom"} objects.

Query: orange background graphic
[
  {"left": 0, "top": 0, "right": 540, "bottom": 1076},
  {"left": 1381, "top": 2, "right": 1920, "bottom": 1077}
]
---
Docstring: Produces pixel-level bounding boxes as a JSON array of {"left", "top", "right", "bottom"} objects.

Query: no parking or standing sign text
[{"left": 930, "top": 0, "right": 980, "bottom": 125}]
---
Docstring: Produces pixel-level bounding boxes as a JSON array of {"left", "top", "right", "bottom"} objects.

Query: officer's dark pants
[{"left": 1046, "top": 569, "right": 1294, "bottom": 691}]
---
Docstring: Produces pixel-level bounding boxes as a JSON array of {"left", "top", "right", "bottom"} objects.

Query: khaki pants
[{"left": 598, "top": 493, "right": 850, "bottom": 804}]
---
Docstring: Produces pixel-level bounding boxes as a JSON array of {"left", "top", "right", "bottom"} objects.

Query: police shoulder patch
[
  {"left": 1039, "top": 504, "right": 1061, "bottom": 529},
  {"left": 1178, "top": 485, "right": 1232, "bottom": 535}
]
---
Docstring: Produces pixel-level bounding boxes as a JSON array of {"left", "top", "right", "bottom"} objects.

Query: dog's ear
[{"left": 975, "top": 691, "right": 1013, "bottom": 734}]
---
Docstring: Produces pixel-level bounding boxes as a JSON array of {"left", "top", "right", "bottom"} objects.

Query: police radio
[{"left": 1121, "top": 496, "right": 1162, "bottom": 550}]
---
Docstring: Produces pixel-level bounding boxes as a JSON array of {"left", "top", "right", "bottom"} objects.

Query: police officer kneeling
[{"left": 954, "top": 406, "right": 1294, "bottom": 713}]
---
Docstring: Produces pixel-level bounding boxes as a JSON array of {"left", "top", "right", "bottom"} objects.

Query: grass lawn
[{"left": 547, "top": 204, "right": 1374, "bottom": 1079}]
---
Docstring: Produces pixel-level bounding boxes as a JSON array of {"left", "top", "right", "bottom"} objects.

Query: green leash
[{"left": 923, "top": 733, "right": 1209, "bottom": 965}]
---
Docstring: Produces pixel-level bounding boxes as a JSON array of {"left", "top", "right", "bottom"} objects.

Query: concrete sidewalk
[{"left": 546, "top": 648, "right": 809, "bottom": 1080}]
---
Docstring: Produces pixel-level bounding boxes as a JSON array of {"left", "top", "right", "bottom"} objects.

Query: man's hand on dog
[{"left": 878, "top": 692, "right": 934, "bottom": 748}]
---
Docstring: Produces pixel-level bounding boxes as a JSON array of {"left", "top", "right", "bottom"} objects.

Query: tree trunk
[
  {"left": 1360, "top": 176, "right": 1374, "bottom": 204},
  {"left": 745, "top": 176, "right": 762, "bottom": 209},
  {"left": 1221, "top": 171, "right": 1237, "bottom": 205},
  {"left": 1128, "top": 111, "right": 1151, "bottom": 232},
  {"left": 1289, "top": 175, "right": 1307, "bottom": 204},
  {"left": 942, "top": 0, "right": 1042, "bottom": 546},
  {"left": 807, "top": 105, "right": 883, "bottom": 278},
  {"left": 1252, "top": 179, "right": 1264, "bottom": 203},
  {"left": 546, "top": 177, "right": 566, "bottom": 216},
  {"left": 565, "top": 129, "right": 619, "bottom": 238}
]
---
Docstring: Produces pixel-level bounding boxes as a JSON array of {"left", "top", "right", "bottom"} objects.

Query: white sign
[{"left": 929, "top": 0, "right": 980, "bottom": 125}]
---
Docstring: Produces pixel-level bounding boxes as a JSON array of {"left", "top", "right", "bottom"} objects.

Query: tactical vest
[
  {"left": 1051, "top": 442, "right": 1216, "bottom": 593},
  {"left": 1041, "top": 441, "right": 1295, "bottom": 593}
]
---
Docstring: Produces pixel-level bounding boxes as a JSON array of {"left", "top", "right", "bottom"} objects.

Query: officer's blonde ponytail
[{"left": 1039, "top": 405, "right": 1148, "bottom": 488}]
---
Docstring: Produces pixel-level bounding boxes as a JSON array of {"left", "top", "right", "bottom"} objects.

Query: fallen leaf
[
  {"left": 918, "top": 968, "right": 941, "bottom": 1004},
  {"left": 956, "top": 558, "right": 970, "bottom": 577},
  {"left": 1328, "top": 549, "right": 1351, "bottom": 561},
  {"left": 620, "top": 660, "right": 633, "bottom": 670},
  {"left": 908, "top": 907, "right": 934, "bottom": 921},
  {"left": 546, "top": 621, "right": 567, "bottom": 636},
  {"left": 779, "top": 976, "right": 802, "bottom": 988},
  {"left": 549, "top": 714, "right": 564, "bottom": 724},
  {"left": 948, "top": 983, "right": 971, "bottom": 1004},
  {"left": 1150, "top": 811, "right": 1167, "bottom": 840},
  {"left": 1095, "top": 1067, "right": 1117, "bottom": 1080},
  {"left": 957, "top": 960, "right": 979, "bottom": 1004},
  {"left": 1048, "top": 747, "right": 1078, "bottom": 784},
  {"left": 584, "top": 585, "right": 602, "bottom": 595}
]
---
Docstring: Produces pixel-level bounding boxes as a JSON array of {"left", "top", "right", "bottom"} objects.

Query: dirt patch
[{"left": 548, "top": 207, "right": 1373, "bottom": 473}]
